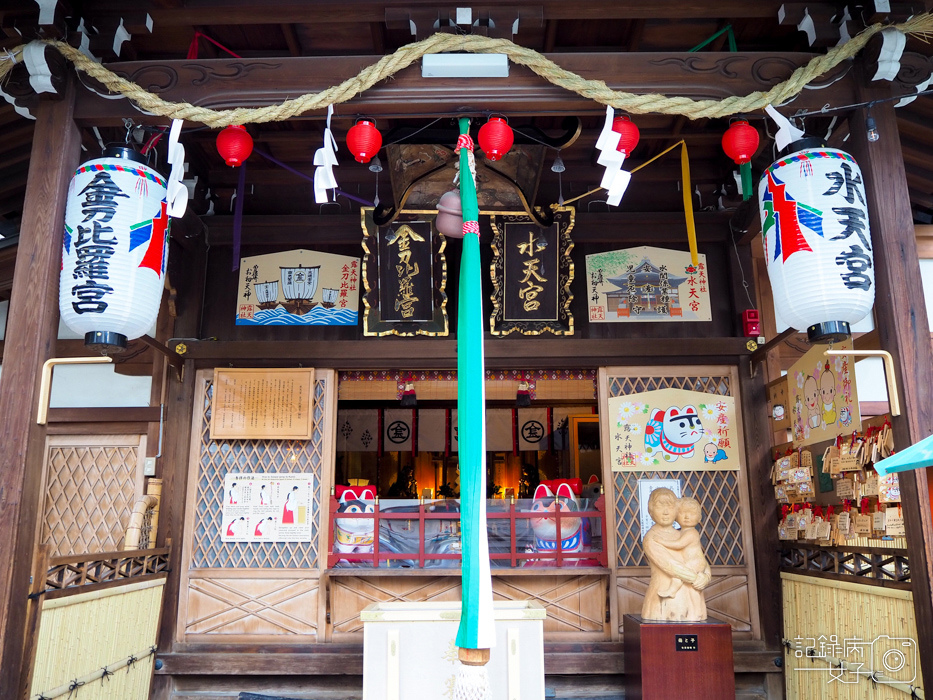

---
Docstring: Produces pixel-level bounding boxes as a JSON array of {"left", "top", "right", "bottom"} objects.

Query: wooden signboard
[
  {"left": 607, "top": 388, "right": 739, "bottom": 471},
  {"left": 489, "top": 208, "right": 574, "bottom": 336},
  {"left": 236, "top": 249, "right": 360, "bottom": 326},
  {"left": 210, "top": 368, "right": 315, "bottom": 440},
  {"left": 789, "top": 340, "right": 860, "bottom": 447},
  {"left": 585, "top": 246, "right": 712, "bottom": 323},
  {"left": 361, "top": 209, "right": 448, "bottom": 336}
]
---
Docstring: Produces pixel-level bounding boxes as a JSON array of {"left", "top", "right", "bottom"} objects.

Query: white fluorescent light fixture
[{"left": 422, "top": 53, "right": 509, "bottom": 78}]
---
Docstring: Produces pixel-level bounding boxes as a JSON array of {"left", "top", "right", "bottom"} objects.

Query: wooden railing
[
  {"left": 21, "top": 542, "right": 171, "bottom": 700},
  {"left": 327, "top": 497, "right": 608, "bottom": 569},
  {"left": 780, "top": 544, "right": 910, "bottom": 589}
]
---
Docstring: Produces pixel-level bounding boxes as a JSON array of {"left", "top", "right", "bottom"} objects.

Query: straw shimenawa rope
[{"left": 2, "top": 14, "right": 933, "bottom": 127}]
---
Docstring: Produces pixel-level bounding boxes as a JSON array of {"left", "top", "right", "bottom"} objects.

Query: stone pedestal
[{"left": 623, "top": 614, "right": 735, "bottom": 700}]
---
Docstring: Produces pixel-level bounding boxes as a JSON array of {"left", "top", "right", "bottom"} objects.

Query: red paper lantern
[
  {"left": 478, "top": 116, "right": 514, "bottom": 161},
  {"left": 722, "top": 120, "right": 759, "bottom": 165},
  {"left": 346, "top": 119, "right": 382, "bottom": 163},
  {"left": 216, "top": 125, "right": 253, "bottom": 167},
  {"left": 612, "top": 115, "right": 639, "bottom": 156}
]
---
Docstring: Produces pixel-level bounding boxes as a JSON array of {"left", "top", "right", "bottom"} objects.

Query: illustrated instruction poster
[
  {"left": 222, "top": 473, "right": 315, "bottom": 542},
  {"left": 585, "top": 246, "right": 711, "bottom": 323},
  {"left": 210, "top": 368, "right": 315, "bottom": 440},
  {"left": 608, "top": 388, "right": 739, "bottom": 471},
  {"left": 788, "top": 339, "right": 860, "bottom": 447}
]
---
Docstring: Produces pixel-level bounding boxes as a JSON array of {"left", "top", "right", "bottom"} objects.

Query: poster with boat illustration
[
  {"left": 236, "top": 249, "right": 360, "bottom": 326},
  {"left": 585, "top": 246, "right": 711, "bottom": 323}
]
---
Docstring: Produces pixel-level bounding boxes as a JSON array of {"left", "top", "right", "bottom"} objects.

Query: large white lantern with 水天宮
[
  {"left": 758, "top": 138, "right": 874, "bottom": 343},
  {"left": 60, "top": 147, "right": 170, "bottom": 352}
]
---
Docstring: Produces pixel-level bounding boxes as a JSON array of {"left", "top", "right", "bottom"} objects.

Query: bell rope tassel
[
  {"left": 454, "top": 661, "right": 492, "bottom": 700},
  {"left": 454, "top": 116, "right": 495, "bottom": 698}
]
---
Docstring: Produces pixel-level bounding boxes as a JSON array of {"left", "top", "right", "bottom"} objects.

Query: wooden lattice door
[
  {"left": 598, "top": 366, "right": 761, "bottom": 640},
  {"left": 176, "top": 369, "right": 336, "bottom": 642}
]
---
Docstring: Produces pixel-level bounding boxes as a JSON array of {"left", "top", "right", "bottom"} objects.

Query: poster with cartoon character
[
  {"left": 788, "top": 340, "right": 860, "bottom": 448},
  {"left": 608, "top": 388, "right": 739, "bottom": 471}
]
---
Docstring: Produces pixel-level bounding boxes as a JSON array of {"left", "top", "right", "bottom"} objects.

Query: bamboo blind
[
  {"left": 782, "top": 572, "right": 924, "bottom": 698},
  {"left": 42, "top": 435, "right": 146, "bottom": 556},
  {"left": 28, "top": 578, "right": 164, "bottom": 700}
]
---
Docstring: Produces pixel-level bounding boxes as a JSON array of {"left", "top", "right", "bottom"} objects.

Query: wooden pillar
[
  {"left": 0, "top": 79, "right": 80, "bottom": 692},
  {"left": 847, "top": 70, "right": 933, "bottom": 688}
]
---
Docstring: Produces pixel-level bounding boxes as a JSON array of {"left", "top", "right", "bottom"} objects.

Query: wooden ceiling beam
[
  {"left": 74, "top": 1, "right": 822, "bottom": 26},
  {"left": 72, "top": 51, "right": 854, "bottom": 126}
]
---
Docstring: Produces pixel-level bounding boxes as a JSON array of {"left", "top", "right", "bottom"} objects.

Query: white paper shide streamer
[
  {"left": 314, "top": 104, "right": 339, "bottom": 203},
  {"left": 594, "top": 106, "right": 632, "bottom": 206}
]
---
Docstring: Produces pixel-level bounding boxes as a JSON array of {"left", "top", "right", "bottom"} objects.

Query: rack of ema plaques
[{"left": 361, "top": 600, "right": 546, "bottom": 700}]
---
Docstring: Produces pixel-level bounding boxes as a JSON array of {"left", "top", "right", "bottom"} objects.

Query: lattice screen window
[
  {"left": 44, "top": 436, "right": 144, "bottom": 556},
  {"left": 191, "top": 378, "right": 326, "bottom": 569},
  {"left": 607, "top": 373, "right": 746, "bottom": 568}
]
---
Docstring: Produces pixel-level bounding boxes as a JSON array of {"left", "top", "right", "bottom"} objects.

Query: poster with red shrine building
[{"left": 585, "top": 246, "right": 711, "bottom": 323}]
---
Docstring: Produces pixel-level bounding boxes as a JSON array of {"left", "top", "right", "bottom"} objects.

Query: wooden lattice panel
[
  {"left": 190, "top": 379, "right": 326, "bottom": 569},
  {"left": 43, "top": 435, "right": 144, "bottom": 556},
  {"left": 493, "top": 574, "right": 607, "bottom": 637},
  {"left": 605, "top": 373, "right": 744, "bottom": 568},
  {"left": 607, "top": 374, "right": 732, "bottom": 398},
  {"left": 616, "top": 572, "right": 752, "bottom": 633},
  {"left": 612, "top": 470, "right": 746, "bottom": 567},
  {"left": 330, "top": 575, "right": 462, "bottom": 638},
  {"left": 185, "top": 575, "right": 320, "bottom": 637}
]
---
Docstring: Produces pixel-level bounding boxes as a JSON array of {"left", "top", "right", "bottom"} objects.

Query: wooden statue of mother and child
[{"left": 641, "top": 487, "right": 711, "bottom": 621}]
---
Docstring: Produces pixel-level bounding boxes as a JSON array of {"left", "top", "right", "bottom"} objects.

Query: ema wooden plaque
[{"left": 210, "top": 368, "right": 315, "bottom": 440}]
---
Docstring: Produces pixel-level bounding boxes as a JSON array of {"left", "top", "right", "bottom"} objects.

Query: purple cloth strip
[
  {"left": 254, "top": 148, "right": 375, "bottom": 207},
  {"left": 232, "top": 162, "right": 245, "bottom": 272}
]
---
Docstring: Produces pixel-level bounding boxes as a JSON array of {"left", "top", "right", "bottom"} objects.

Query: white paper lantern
[
  {"left": 759, "top": 144, "right": 874, "bottom": 343},
  {"left": 60, "top": 148, "right": 169, "bottom": 350}
]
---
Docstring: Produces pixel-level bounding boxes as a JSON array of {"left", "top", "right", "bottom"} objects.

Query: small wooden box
[{"left": 623, "top": 614, "right": 735, "bottom": 700}]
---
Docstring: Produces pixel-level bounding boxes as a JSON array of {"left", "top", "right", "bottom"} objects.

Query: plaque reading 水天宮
[{"left": 210, "top": 368, "right": 315, "bottom": 440}]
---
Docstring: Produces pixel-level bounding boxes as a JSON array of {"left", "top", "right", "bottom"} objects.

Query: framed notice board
[{"left": 210, "top": 368, "right": 315, "bottom": 440}]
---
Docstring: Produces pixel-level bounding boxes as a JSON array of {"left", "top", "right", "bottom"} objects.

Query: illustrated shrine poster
[
  {"left": 236, "top": 249, "right": 360, "bottom": 326},
  {"left": 210, "top": 368, "right": 314, "bottom": 440},
  {"left": 585, "top": 246, "right": 711, "bottom": 323},
  {"left": 788, "top": 339, "right": 860, "bottom": 447},
  {"left": 221, "top": 472, "right": 315, "bottom": 542},
  {"left": 608, "top": 388, "right": 739, "bottom": 471},
  {"left": 637, "top": 478, "right": 682, "bottom": 540}
]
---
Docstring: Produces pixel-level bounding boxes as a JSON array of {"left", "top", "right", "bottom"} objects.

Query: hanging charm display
[
  {"left": 60, "top": 147, "right": 170, "bottom": 351},
  {"left": 758, "top": 125, "right": 874, "bottom": 342}
]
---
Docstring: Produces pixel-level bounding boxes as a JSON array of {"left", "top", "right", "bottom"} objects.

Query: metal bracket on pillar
[
  {"left": 749, "top": 327, "right": 797, "bottom": 376},
  {"left": 139, "top": 334, "right": 185, "bottom": 381}
]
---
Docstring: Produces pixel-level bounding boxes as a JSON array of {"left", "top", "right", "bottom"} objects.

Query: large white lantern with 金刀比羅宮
[
  {"left": 758, "top": 139, "right": 874, "bottom": 343},
  {"left": 60, "top": 148, "right": 170, "bottom": 352}
]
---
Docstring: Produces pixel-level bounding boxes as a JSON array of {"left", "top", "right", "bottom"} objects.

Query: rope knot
[
  {"left": 100, "top": 666, "right": 113, "bottom": 682},
  {"left": 455, "top": 134, "right": 474, "bottom": 153},
  {"left": 67, "top": 679, "right": 85, "bottom": 698},
  {"left": 462, "top": 221, "right": 480, "bottom": 237}
]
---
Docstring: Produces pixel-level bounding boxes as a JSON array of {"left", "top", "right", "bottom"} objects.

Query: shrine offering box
[
  {"left": 361, "top": 600, "right": 545, "bottom": 700},
  {"left": 623, "top": 614, "right": 735, "bottom": 700}
]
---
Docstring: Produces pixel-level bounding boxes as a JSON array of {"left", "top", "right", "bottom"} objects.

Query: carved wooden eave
[{"left": 68, "top": 51, "right": 857, "bottom": 126}]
